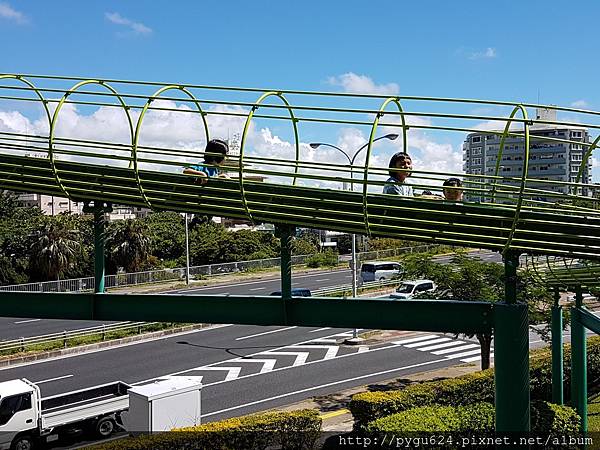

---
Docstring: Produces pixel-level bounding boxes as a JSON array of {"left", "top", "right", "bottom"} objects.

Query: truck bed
[{"left": 40, "top": 382, "right": 130, "bottom": 429}]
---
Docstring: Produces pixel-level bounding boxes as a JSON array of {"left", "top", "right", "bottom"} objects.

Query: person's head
[
  {"left": 443, "top": 177, "right": 463, "bottom": 201},
  {"left": 204, "top": 139, "right": 229, "bottom": 165},
  {"left": 388, "top": 152, "right": 412, "bottom": 182}
]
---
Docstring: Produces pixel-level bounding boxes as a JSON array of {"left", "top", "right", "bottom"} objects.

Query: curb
[{"left": 0, "top": 323, "right": 209, "bottom": 368}]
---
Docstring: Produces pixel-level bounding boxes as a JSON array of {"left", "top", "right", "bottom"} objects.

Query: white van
[{"left": 360, "top": 261, "right": 404, "bottom": 283}]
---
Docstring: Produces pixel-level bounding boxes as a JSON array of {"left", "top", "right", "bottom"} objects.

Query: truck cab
[{"left": 0, "top": 379, "right": 39, "bottom": 450}]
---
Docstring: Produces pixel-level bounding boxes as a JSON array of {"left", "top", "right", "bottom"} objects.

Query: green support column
[
  {"left": 551, "top": 288, "right": 563, "bottom": 405},
  {"left": 278, "top": 225, "right": 295, "bottom": 300},
  {"left": 571, "top": 287, "right": 587, "bottom": 432},
  {"left": 495, "top": 251, "right": 530, "bottom": 433},
  {"left": 84, "top": 201, "right": 112, "bottom": 294}
]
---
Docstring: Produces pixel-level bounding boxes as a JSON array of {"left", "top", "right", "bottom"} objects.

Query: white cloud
[
  {"left": 105, "top": 12, "right": 152, "bottom": 35},
  {"left": 468, "top": 47, "right": 497, "bottom": 60},
  {"left": 0, "top": 2, "right": 27, "bottom": 24},
  {"left": 571, "top": 100, "right": 588, "bottom": 109},
  {"left": 327, "top": 73, "right": 399, "bottom": 95}
]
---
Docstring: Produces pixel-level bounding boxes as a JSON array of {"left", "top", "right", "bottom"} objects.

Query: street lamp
[{"left": 309, "top": 133, "right": 399, "bottom": 342}]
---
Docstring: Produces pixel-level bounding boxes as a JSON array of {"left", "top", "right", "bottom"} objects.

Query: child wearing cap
[
  {"left": 184, "top": 139, "right": 230, "bottom": 183},
  {"left": 443, "top": 177, "right": 463, "bottom": 201}
]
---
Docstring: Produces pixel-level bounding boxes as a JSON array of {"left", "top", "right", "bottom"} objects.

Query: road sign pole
[{"left": 551, "top": 287, "right": 563, "bottom": 404}]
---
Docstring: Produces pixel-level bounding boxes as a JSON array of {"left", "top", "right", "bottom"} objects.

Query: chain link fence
[{"left": 0, "top": 245, "right": 437, "bottom": 294}]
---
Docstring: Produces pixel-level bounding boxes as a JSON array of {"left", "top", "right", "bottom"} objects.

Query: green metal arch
[
  {"left": 238, "top": 91, "right": 300, "bottom": 223},
  {"left": 490, "top": 105, "right": 530, "bottom": 256},
  {"left": 133, "top": 85, "right": 210, "bottom": 208},
  {"left": 0, "top": 74, "right": 52, "bottom": 164},
  {"left": 573, "top": 134, "right": 600, "bottom": 192},
  {"left": 49, "top": 80, "right": 134, "bottom": 200},
  {"left": 362, "top": 97, "right": 408, "bottom": 236}
]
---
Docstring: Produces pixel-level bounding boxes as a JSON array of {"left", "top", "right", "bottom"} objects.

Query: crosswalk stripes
[{"left": 393, "top": 334, "right": 494, "bottom": 363}]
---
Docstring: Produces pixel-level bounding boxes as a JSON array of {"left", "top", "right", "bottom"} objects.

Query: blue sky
[{"left": 1, "top": 1, "right": 600, "bottom": 184}]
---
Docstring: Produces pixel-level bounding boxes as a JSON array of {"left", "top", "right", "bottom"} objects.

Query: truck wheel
[
  {"left": 95, "top": 417, "right": 115, "bottom": 438},
  {"left": 11, "top": 435, "right": 35, "bottom": 450}
]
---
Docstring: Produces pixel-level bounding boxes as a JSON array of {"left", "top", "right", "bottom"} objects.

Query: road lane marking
[
  {"left": 236, "top": 326, "right": 297, "bottom": 341},
  {"left": 290, "top": 344, "right": 339, "bottom": 359},
  {"left": 263, "top": 351, "right": 310, "bottom": 367},
  {"left": 404, "top": 337, "right": 452, "bottom": 348},
  {"left": 35, "top": 374, "right": 74, "bottom": 384},
  {"left": 196, "top": 367, "right": 241, "bottom": 382},
  {"left": 392, "top": 334, "right": 438, "bottom": 345},
  {"left": 202, "top": 357, "right": 451, "bottom": 418},
  {"left": 309, "top": 327, "right": 331, "bottom": 333},
  {"left": 231, "top": 358, "right": 276, "bottom": 374},
  {"left": 431, "top": 344, "right": 478, "bottom": 355},
  {"left": 14, "top": 319, "right": 41, "bottom": 324},
  {"left": 417, "top": 341, "right": 467, "bottom": 351},
  {"left": 249, "top": 287, "right": 266, "bottom": 291},
  {"left": 315, "top": 278, "right": 330, "bottom": 282},
  {"left": 320, "top": 409, "right": 349, "bottom": 419}
]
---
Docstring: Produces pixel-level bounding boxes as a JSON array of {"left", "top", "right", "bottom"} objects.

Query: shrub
[
  {"left": 366, "top": 402, "right": 494, "bottom": 433},
  {"left": 87, "top": 409, "right": 321, "bottom": 450},
  {"left": 306, "top": 250, "right": 339, "bottom": 268},
  {"left": 350, "top": 336, "right": 599, "bottom": 431},
  {"left": 366, "top": 401, "right": 578, "bottom": 434}
]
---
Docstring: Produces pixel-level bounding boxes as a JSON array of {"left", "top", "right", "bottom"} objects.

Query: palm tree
[
  {"left": 107, "top": 219, "right": 151, "bottom": 273},
  {"left": 29, "top": 220, "right": 81, "bottom": 281}
]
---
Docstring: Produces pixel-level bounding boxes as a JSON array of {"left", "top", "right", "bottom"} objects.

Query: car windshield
[{"left": 396, "top": 283, "right": 415, "bottom": 294}]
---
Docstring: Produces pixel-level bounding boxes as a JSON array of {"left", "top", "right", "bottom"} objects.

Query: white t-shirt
[{"left": 383, "top": 177, "right": 414, "bottom": 196}]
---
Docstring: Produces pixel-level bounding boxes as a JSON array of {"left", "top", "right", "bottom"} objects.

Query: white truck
[{"left": 0, "top": 378, "right": 130, "bottom": 450}]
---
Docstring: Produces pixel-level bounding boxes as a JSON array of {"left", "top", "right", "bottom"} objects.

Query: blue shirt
[
  {"left": 189, "top": 164, "right": 219, "bottom": 177},
  {"left": 383, "top": 177, "right": 413, "bottom": 196}
]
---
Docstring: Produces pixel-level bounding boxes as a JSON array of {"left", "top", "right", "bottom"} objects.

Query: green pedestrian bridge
[{"left": 0, "top": 73, "right": 599, "bottom": 434}]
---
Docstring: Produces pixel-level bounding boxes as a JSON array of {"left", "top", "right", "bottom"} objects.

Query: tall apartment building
[{"left": 462, "top": 108, "right": 592, "bottom": 202}]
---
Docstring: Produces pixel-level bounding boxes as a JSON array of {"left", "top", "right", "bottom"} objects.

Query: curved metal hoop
[
  {"left": 133, "top": 85, "right": 210, "bottom": 208},
  {"left": 238, "top": 91, "right": 300, "bottom": 223},
  {"left": 572, "top": 134, "right": 600, "bottom": 195},
  {"left": 49, "top": 80, "right": 134, "bottom": 200},
  {"left": 492, "top": 105, "right": 530, "bottom": 256},
  {"left": 362, "top": 97, "right": 408, "bottom": 236},
  {"left": 0, "top": 74, "right": 53, "bottom": 181}
]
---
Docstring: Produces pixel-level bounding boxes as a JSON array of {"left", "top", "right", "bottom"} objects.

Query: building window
[
  {"left": 571, "top": 131, "right": 583, "bottom": 138},
  {"left": 472, "top": 158, "right": 482, "bottom": 165},
  {"left": 472, "top": 168, "right": 481, "bottom": 174},
  {"left": 472, "top": 147, "right": 482, "bottom": 155},
  {"left": 572, "top": 144, "right": 582, "bottom": 150},
  {"left": 571, "top": 153, "right": 582, "bottom": 161},
  {"left": 472, "top": 136, "right": 481, "bottom": 143}
]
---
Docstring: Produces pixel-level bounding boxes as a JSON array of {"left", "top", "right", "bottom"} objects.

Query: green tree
[
  {"left": 144, "top": 211, "right": 185, "bottom": 263},
  {"left": 28, "top": 217, "right": 82, "bottom": 281},
  {"left": 292, "top": 237, "right": 318, "bottom": 256},
  {"left": 404, "top": 251, "right": 504, "bottom": 370},
  {"left": 106, "top": 219, "right": 152, "bottom": 273}
]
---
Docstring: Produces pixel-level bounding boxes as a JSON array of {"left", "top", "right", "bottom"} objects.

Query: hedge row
[
  {"left": 87, "top": 409, "right": 321, "bottom": 450},
  {"left": 366, "top": 401, "right": 579, "bottom": 434},
  {"left": 350, "top": 335, "right": 600, "bottom": 431}
]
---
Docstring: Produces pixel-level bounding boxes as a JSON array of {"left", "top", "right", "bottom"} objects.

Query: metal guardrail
[
  {"left": 0, "top": 245, "right": 438, "bottom": 293},
  {"left": 314, "top": 278, "right": 402, "bottom": 297},
  {"left": 0, "top": 321, "right": 157, "bottom": 353}
]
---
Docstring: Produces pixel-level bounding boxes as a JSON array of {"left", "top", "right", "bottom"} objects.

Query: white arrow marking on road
[
  {"left": 263, "top": 351, "right": 310, "bottom": 367},
  {"left": 290, "top": 344, "right": 339, "bottom": 359},
  {"left": 197, "top": 367, "right": 241, "bottom": 382},
  {"left": 231, "top": 358, "right": 277, "bottom": 374}
]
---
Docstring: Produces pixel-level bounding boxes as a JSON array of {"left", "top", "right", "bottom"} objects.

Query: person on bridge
[
  {"left": 383, "top": 152, "right": 414, "bottom": 196},
  {"left": 183, "top": 139, "right": 230, "bottom": 183},
  {"left": 443, "top": 177, "right": 463, "bottom": 201}
]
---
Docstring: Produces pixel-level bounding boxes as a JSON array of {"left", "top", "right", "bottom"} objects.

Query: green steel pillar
[
  {"left": 571, "top": 287, "right": 587, "bottom": 432},
  {"left": 495, "top": 251, "right": 530, "bottom": 433},
  {"left": 277, "top": 225, "right": 295, "bottom": 300},
  {"left": 551, "top": 288, "right": 564, "bottom": 405},
  {"left": 84, "top": 201, "right": 112, "bottom": 294}
]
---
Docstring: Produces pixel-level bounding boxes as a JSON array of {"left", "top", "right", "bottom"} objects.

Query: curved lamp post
[{"left": 309, "top": 133, "right": 399, "bottom": 341}]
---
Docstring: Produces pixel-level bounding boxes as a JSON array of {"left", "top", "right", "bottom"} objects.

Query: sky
[{"left": 1, "top": 0, "right": 600, "bottom": 186}]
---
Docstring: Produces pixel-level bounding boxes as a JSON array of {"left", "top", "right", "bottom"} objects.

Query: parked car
[
  {"left": 390, "top": 279, "right": 437, "bottom": 300},
  {"left": 269, "top": 288, "right": 312, "bottom": 297},
  {"left": 360, "top": 261, "right": 404, "bottom": 283}
]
